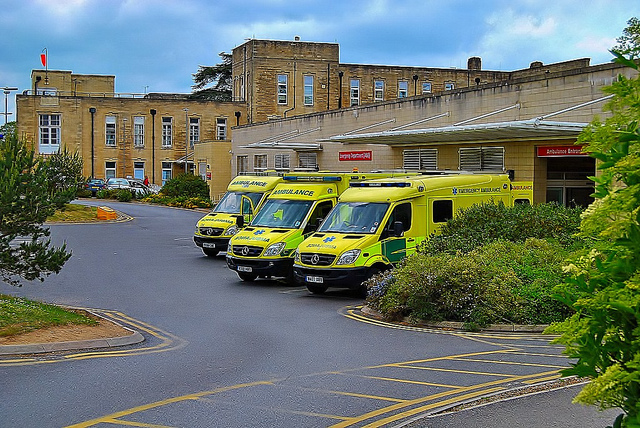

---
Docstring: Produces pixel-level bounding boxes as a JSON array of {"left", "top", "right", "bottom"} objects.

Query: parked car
[
  {"left": 84, "top": 178, "right": 105, "bottom": 196},
  {"left": 105, "top": 178, "right": 159, "bottom": 196}
]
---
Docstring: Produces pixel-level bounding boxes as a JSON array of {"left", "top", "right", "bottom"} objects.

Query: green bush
[
  {"left": 366, "top": 238, "right": 574, "bottom": 327},
  {"left": 161, "top": 174, "right": 209, "bottom": 198},
  {"left": 139, "top": 193, "right": 213, "bottom": 209},
  {"left": 76, "top": 188, "right": 93, "bottom": 198},
  {"left": 421, "top": 202, "right": 584, "bottom": 255},
  {"left": 116, "top": 189, "right": 133, "bottom": 202}
]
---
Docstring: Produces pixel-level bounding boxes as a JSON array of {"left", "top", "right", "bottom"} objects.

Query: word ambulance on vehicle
[
  {"left": 293, "top": 173, "right": 534, "bottom": 294},
  {"left": 193, "top": 175, "right": 283, "bottom": 256},
  {"left": 225, "top": 172, "right": 415, "bottom": 282}
]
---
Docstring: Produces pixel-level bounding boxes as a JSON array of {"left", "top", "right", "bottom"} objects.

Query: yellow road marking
[
  {"left": 65, "top": 381, "right": 278, "bottom": 428},
  {"left": 352, "top": 374, "right": 461, "bottom": 389},
  {"left": 452, "top": 357, "right": 567, "bottom": 369},
  {"left": 396, "top": 364, "right": 515, "bottom": 377},
  {"left": 100, "top": 419, "right": 174, "bottom": 427},
  {"left": 361, "top": 387, "right": 506, "bottom": 428},
  {"left": 329, "top": 369, "right": 561, "bottom": 427}
]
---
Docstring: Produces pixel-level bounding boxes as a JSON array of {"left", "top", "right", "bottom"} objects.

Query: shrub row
[{"left": 366, "top": 202, "right": 586, "bottom": 328}]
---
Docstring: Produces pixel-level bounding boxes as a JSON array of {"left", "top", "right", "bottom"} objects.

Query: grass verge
[
  {"left": 47, "top": 204, "right": 98, "bottom": 222},
  {"left": 0, "top": 295, "right": 98, "bottom": 338}
]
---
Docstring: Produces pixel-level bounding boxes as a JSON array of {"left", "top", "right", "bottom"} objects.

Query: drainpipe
[
  {"left": 283, "top": 62, "right": 297, "bottom": 118},
  {"left": 413, "top": 74, "right": 419, "bottom": 96},
  {"left": 338, "top": 71, "right": 344, "bottom": 108},
  {"left": 89, "top": 107, "right": 96, "bottom": 178},
  {"left": 150, "top": 109, "right": 156, "bottom": 183}
]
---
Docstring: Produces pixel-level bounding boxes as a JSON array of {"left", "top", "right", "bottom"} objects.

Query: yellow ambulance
[
  {"left": 293, "top": 173, "right": 533, "bottom": 294},
  {"left": 193, "top": 174, "right": 283, "bottom": 256},
  {"left": 225, "top": 172, "right": 415, "bottom": 282}
]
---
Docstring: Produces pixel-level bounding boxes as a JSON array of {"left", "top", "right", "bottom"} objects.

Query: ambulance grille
[
  {"left": 300, "top": 253, "right": 336, "bottom": 266},
  {"left": 199, "top": 227, "right": 224, "bottom": 236},
  {"left": 231, "top": 245, "right": 264, "bottom": 257}
]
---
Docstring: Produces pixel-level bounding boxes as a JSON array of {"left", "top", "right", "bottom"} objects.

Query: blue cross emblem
[
  {"left": 254, "top": 229, "right": 265, "bottom": 235},
  {"left": 323, "top": 236, "right": 336, "bottom": 243},
  {"left": 452, "top": 187, "right": 458, "bottom": 195}
]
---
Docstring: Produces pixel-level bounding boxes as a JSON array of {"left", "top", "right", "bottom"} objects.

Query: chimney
[
  {"left": 467, "top": 57, "right": 481, "bottom": 70},
  {"left": 530, "top": 61, "right": 543, "bottom": 69}
]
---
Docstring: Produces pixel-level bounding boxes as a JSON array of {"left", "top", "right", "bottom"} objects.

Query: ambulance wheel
[
  {"left": 202, "top": 248, "right": 219, "bottom": 257},
  {"left": 237, "top": 272, "right": 257, "bottom": 282},
  {"left": 306, "top": 284, "right": 328, "bottom": 294}
]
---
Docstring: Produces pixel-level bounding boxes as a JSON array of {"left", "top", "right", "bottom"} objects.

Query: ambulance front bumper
[
  {"left": 226, "top": 256, "right": 293, "bottom": 278},
  {"left": 292, "top": 265, "right": 371, "bottom": 289}
]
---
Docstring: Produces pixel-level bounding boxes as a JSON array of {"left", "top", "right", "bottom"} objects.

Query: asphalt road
[{"left": 0, "top": 201, "right": 620, "bottom": 427}]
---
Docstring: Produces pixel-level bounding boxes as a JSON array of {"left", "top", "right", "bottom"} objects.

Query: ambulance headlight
[
  {"left": 263, "top": 242, "right": 286, "bottom": 256},
  {"left": 226, "top": 225, "right": 239, "bottom": 236},
  {"left": 294, "top": 248, "right": 300, "bottom": 262},
  {"left": 336, "top": 249, "right": 361, "bottom": 265}
]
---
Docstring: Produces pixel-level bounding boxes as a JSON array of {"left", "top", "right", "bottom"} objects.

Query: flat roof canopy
[{"left": 322, "top": 119, "right": 588, "bottom": 146}]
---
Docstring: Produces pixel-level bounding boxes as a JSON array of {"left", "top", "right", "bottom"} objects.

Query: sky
[{"left": 1, "top": 0, "right": 638, "bottom": 124}]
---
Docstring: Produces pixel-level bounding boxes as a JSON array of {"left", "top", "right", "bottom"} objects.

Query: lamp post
[
  {"left": 183, "top": 107, "right": 189, "bottom": 174},
  {"left": 2, "top": 87, "right": 18, "bottom": 125}
]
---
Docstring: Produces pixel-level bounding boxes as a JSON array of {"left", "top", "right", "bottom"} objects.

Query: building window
[
  {"left": 445, "top": 82, "right": 455, "bottom": 91},
  {"left": 277, "top": 74, "right": 288, "bottom": 105},
  {"left": 303, "top": 75, "right": 314, "bottom": 106},
  {"left": 105, "top": 115, "right": 116, "bottom": 147},
  {"left": 422, "top": 82, "right": 432, "bottom": 94},
  {"left": 403, "top": 148, "right": 438, "bottom": 170},
  {"left": 133, "top": 161, "right": 145, "bottom": 180},
  {"left": 216, "top": 118, "right": 227, "bottom": 140},
  {"left": 374, "top": 80, "right": 384, "bottom": 101},
  {"left": 254, "top": 154, "right": 268, "bottom": 172},
  {"left": 189, "top": 117, "right": 200, "bottom": 148},
  {"left": 105, "top": 161, "right": 116, "bottom": 179},
  {"left": 398, "top": 81, "right": 408, "bottom": 98},
  {"left": 237, "top": 155, "right": 248, "bottom": 174},
  {"left": 459, "top": 146, "right": 505, "bottom": 171},
  {"left": 274, "top": 153, "right": 290, "bottom": 171},
  {"left": 133, "top": 116, "right": 144, "bottom": 147},
  {"left": 39, "top": 113, "right": 61, "bottom": 154},
  {"left": 298, "top": 152, "right": 317, "bottom": 170},
  {"left": 162, "top": 117, "right": 172, "bottom": 147},
  {"left": 350, "top": 79, "right": 360, "bottom": 106},
  {"left": 161, "top": 162, "right": 172, "bottom": 186}
]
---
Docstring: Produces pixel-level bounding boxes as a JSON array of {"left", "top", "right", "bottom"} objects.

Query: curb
[
  {"left": 360, "top": 305, "right": 550, "bottom": 333},
  {"left": 0, "top": 310, "right": 145, "bottom": 356}
]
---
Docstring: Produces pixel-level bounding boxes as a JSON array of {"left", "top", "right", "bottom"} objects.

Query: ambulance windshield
[
  {"left": 319, "top": 202, "right": 389, "bottom": 234},
  {"left": 251, "top": 199, "right": 314, "bottom": 228},
  {"left": 214, "top": 192, "right": 262, "bottom": 214}
]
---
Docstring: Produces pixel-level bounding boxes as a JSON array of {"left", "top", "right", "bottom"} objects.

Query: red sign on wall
[
  {"left": 537, "top": 146, "right": 587, "bottom": 157},
  {"left": 339, "top": 150, "right": 372, "bottom": 161}
]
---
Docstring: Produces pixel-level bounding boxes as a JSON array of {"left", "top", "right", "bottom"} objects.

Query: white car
[{"left": 105, "top": 178, "right": 158, "bottom": 196}]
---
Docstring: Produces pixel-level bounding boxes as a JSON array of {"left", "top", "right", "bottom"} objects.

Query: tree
[
  {"left": 40, "top": 147, "right": 84, "bottom": 209},
  {"left": 547, "top": 17, "right": 640, "bottom": 428},
  {"left": 189, "top": 52, "right": 232, "bottom": 101},
  {"left": 0, "top": 132, "right": 71, "bottom": 286}
]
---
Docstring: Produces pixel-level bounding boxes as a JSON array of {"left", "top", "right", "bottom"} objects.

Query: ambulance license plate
[
  {"left": 238, "top": 266, "right": 252, "bottom": 273},
  {"left": 306, "top": 275, "right": 324, "bottom": 284},
  {"left": 203, "top": 243, "right": 216, "bottom": 248}
]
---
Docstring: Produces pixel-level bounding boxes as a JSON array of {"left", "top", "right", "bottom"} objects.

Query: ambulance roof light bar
[{"left": 283, "top": 175, "right": 343, "bottom": 182}]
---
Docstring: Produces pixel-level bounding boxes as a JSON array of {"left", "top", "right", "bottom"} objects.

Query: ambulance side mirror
[
  {"left": 393, "top": 221, "right": 404, "bottom": 237},
  {"left": 236, "top": 215, "right": 244, "bottom": 228}
]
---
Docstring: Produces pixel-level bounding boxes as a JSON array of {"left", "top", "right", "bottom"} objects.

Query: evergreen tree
[
  {"left": 190, "top": 52, "right": 232, "bottom": 101},
  {"left": 0, "top": 131, "right": 71, "bottom": 286}
]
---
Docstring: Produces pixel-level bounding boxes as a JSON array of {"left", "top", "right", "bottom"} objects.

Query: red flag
[{"left": 40, "top": 52, "right": 47, "bottom": 67}]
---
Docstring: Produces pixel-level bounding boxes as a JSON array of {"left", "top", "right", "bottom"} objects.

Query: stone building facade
[
  {"left": 230, "top": 60, "right": 638, "bottom": 206},
  {"left": 231, "top": 38, "right": 592, "bottom": 124},
  {"left": 17, "top": 70, "right": 244, "bottom": 197},
  {"left": 15, "top": 38, "right": 634, "bottom": 204}
]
